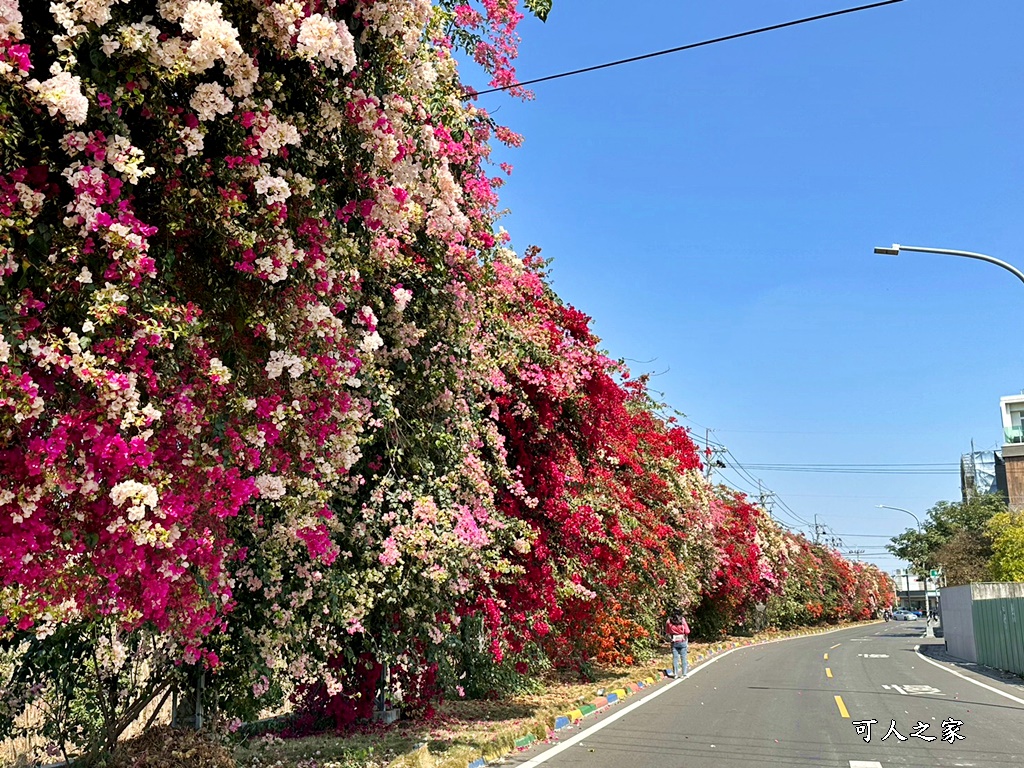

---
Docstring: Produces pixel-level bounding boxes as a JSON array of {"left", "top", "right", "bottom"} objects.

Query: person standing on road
[{"left": 665, "top": 612, "right": 690, "bottom": 678}]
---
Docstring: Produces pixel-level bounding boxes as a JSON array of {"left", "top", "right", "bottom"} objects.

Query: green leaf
[{"left": 524, "top": 0, "right": 552, "bottom": 22}]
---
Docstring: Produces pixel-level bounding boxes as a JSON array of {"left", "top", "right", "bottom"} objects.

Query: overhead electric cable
[
  {"left": 741, "top": 463, "right": 956, "bottom": 475},
  {"left": 774, "top": 497, "right": 815, "bottom": 529},
  {"left": 470, "top": 0, "right": 905, "bottom": 96},
  {"left": 720, "top": 450, "right": 813, "bottom": 528},
  {"left": 745, "top": 462, "right": 952, "bottom": 467}
]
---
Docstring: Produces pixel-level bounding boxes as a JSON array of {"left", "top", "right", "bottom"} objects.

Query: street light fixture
[
  {"left": 873, "top": 244, "right": 1024, "bottom": 286},
  {"left": 877, "top": 503, "right": 921, "bottom": 529},
  {"left": 877, "top": 504, "right": 933, "bottom": 637}
]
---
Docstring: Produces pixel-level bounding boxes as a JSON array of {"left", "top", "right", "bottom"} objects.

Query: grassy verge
[
  {"left": 233, "top": 624, "right": 857, "bottom": 768},
  {"left": 61, "top": 621, "right": 870, "bottom": 768},
  {"left": 231, "top": 657, "right": 667, "bottom": 768}
]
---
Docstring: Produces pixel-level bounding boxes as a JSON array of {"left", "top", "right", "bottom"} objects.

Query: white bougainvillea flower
[
  {"left": 110, "top": 480, "right": 159, "bottom": 522},
  {"left": 0, "top": 0, "right": 23, "bottom": 39},
  {"left": 295, "top": 13, "right": 356, "bottom": 72},
  {"left": 190, "top": 81, "right": 232, "bottom": 121},
  {"left": 28, "top": 66, "right": 89, "bottom": 125}
]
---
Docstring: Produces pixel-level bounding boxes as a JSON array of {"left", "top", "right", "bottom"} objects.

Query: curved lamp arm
[{"left": 874, "top": 244, "right": 1024, "bottom": 286}]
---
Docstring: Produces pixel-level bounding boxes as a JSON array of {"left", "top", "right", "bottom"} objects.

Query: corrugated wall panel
[{"left": 972, "top": 596, "right": 1024, "bottom": 677}]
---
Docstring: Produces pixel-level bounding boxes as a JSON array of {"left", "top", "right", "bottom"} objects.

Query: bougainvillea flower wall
[{"left": 0, "top": 0, "right": 892, "bottom": 755}]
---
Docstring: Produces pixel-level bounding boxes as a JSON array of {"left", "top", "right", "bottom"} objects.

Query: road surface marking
[
  {"left": 834, "top": 695, "right": 850, "bottom": 718},
  {"left": 512, "top": 639, "right": 742, "bottom": 767},
  {"left": 915, "top": 645, "right": 1024, "bottom": 706},
  {"left": 858, "top": 653, "right": 889, "bottom": 658},
  {"left": 824, "top": 653, "right": 829, "bottom": 660},
  {"left": 850, "top": 761, "right": 883, "bottom": 767},
  {"left": 830, "top": 643, "right": 842, "bottom": 649},
  {"left": 511, "top": 623, "right": 874, "bottom": 768},
  {"left": 882, "top": 684, "right": 908, "bottom": 695},
  {"left": 826, "top": 667, "right": 833, "bottom": 678},
  {"left": 901, "top": 684, "right": 944, "bottom": 696}
]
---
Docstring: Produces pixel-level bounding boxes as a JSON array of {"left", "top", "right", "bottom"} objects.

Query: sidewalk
[{"left": 917, "top": 639, "right": 1024, "bottom": 696}]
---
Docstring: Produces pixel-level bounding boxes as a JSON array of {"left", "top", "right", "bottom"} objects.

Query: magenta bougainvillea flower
[{"left": 0, "top": 1, "right": 892, "bottom": 749}]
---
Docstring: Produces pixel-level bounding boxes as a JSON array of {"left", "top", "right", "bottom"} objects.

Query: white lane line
[
  {"left": 915, "top": 645, "right": 1024, "bottom": 706},
  {"left": 515, "top": 625, "right": 876, "bottom": 768},
  {"left": 850, "top": 761, "right": 883, "bottom": 768},
  {"left": 514, "top": 647, "right": 737, "bottom": 768}
]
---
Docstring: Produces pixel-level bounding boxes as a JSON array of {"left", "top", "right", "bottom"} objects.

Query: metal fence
[{"left": 972, "top": 595, "right": 1024, "bottom": 677}]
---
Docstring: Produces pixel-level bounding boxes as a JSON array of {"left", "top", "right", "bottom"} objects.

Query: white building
[{"left": 892, "top": 569, "right": 940, "bottom": 613}]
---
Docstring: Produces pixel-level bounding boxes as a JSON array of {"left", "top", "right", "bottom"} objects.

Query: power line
[
  {"left": 713, "top": 457, "right": 788, "bottom": 517},
  {"left": 782, "top": 493, "right": 942, "bottom": 500},
  {"left": 675, "top": 415, "right": 728, "bottom": 449},
  {"left": 745, "top": 462, "right": 953, "bottom": 467},
  {"left": 470, "top": 0, "right": 905, "bottom": 96},
  {"left": 741, "top": 464, "right": 956, "bottom": 475},
  {"left": 720, "top": 449, "right": 814, "bottom": 529},
  {"left": 677, "top": 420, "right": 895, "bottom": 535}
]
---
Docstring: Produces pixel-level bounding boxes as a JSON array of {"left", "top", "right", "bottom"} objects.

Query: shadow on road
[{"left": 918, "top": 642, "right": 1024, "bottom": 693}]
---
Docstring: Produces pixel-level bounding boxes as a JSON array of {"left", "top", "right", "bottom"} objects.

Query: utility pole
[
  {"left": 703, "top": 429, "right": 727, "bottom": 482},
  {"left": 704, "top": 429, "right": 712, "bottom": 480},
  {"left": 757, "top": 480, "right": 775, "bottom": 518},
  {"left": 813, "top": 514, "right": 828, "bottom": 544}
]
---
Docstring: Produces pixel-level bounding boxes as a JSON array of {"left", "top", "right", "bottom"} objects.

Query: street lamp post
[
  {"left": 877, "top": 504, "right": 933, "bottom": 637},
  {"left": 870, "top": 242, "right": 1018, "bottom": 633},
  {"left": 873, "top": 244, "right": 1024, "bottom": 286}
]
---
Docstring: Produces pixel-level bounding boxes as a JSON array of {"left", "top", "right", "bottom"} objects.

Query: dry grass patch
[
  {"left": 232, "top": 654, "right": 676, "bottom": 768},
  {"left": 110, "top": 727, "right": 235, "bottom": 768}
]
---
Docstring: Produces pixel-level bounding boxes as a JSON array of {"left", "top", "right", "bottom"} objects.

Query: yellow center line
[
  {"left": 823, "top": 653, "right": 828, "bottom": 660},
  {"left": 830, "top": 643, "right": 841, "bottom": 649},
  {"left": 826, "top": 667, "right": 833, "bottom": 678},
  {"left": 834, "top": 695, "right": 850, "bottom": 718}
]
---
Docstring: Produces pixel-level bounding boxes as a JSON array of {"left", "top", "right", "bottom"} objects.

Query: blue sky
[{"left": 467, "top": 0, "right": 1024, "bottom": 574}]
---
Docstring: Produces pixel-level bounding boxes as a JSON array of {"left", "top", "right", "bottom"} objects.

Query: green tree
[
  {"left": 887, "top": 494, "right": 1007, "bottom": 579},
  {"left": 987, "top": 511, "right": 1024, "bottom": 581},
  {"left": 934, "top": 530, "right": 992, "bottom": 585}
]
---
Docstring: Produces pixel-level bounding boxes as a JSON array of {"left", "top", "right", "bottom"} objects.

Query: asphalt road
[{"left": 509, "top": 621, "right": 1024, "bottom": 768}]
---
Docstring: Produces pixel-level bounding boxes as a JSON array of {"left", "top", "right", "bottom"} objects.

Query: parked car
[{"left": 891, "top": 609, "right": 916, "bottom": 621}]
